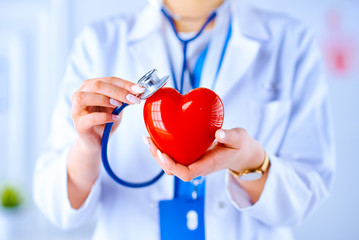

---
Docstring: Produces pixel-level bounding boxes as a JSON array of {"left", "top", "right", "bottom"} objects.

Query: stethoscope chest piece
[{"left": 138, "top": 69, "right": 169, "bottom": 100}]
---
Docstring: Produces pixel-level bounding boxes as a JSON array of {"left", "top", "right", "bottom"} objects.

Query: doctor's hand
[
  {"left": 145, "top": 128, "right": 269, "bottom": 203},
  {"left": 71, "top": 77, "right": 145, "bottom": 155},
  {"left": 67, "top": 77, "right": 144, "bottom": 209}
]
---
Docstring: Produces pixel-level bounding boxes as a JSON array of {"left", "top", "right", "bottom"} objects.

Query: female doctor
[{"left": 33, "top": 0, "right": 335, "bottom": 239}]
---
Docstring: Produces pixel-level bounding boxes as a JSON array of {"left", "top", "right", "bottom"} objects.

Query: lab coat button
[
  {"left": 264, "top": 82, "right": 280, "bottom": 92},
  {"left": 218, "top": 201, "right": 226, "bottom": 209}
]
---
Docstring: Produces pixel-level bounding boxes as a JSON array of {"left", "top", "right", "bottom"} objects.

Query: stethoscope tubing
[{"left": 101, "top": 103, "right": 165, "bottom": 188}]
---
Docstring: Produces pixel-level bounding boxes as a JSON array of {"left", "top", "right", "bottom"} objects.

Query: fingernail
[
  {"left": 157, "top": 149, "right": 165, "bottom": 164},
  {"left": 110, "top": 98, "right": 122, "bottom": 107},
  {"left": 131, "top": 84, "right": 145, "bottom": 94},
  {"left": 217, "top": 129, "right": 226, "bottom": 140},
  {"left": 112, "top": 114, "right": 121, "bottom": 120},
  {"left": 126, "top": 94, "right": 141, "bottom": 104},
  {"left": 142, "top": 136, "right": 150, "bottom": 148}
]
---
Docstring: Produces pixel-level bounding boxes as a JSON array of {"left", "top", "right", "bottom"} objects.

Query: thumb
[{"left": 215, "top": 128, "right": 245, "bottom": 149}]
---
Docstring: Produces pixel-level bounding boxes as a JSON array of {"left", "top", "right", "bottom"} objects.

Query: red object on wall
[
  {"left": 143, "top": 87, "right": 224, "bottom": 166},
  {"left": 322, "top": 10, "right": 357, "bottom": 76}
]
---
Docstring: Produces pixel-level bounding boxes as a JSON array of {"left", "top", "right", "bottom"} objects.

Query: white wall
[{"left": 0, "top": 0, "right": 358, "bottom": 239}]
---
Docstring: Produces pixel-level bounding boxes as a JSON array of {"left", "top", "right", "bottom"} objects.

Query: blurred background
[{"left": 0, "top": 0, "right": 358, "bottom": 239}]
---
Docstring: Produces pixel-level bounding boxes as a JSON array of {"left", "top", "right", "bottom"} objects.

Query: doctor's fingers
[
  {"left": 83, "top": 77, "right": 145, "bottom": 96},
  {"left": 145, "top": 138, "right": 203, "bottom": 181},
  {"left": 80, "top": 80, "right": 143, "bottom": 105},
  {"left": 75, "top": 112, "right": 121, "bottom": 132},
  {"left": 215, "top": 128, "right": 248, "bottom": 149},
  {"left": 72, "top": 91, "right": 123, "bottom": 111},
  {"left": 145, "top": 137, "right": 173, "bottom": 176}
]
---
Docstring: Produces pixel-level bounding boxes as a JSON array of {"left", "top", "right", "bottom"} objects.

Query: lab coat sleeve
[
  {"left": 33, "top": 26, "right": 103, "bottom": 229},
  {"left": 226, "top": 30, "right": 335, "bottom": 226}
]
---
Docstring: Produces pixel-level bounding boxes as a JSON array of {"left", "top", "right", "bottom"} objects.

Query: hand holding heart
[
  {"left": 145, "top": 128, "right": 265, "bottom": 182},
  {"left": 143, "top": 88, "right": 265, "bottom": 182}
]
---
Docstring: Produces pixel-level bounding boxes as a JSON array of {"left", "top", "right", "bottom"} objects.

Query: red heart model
[{"left": 143, "top": 87, "right": 224, "bottom": 166}]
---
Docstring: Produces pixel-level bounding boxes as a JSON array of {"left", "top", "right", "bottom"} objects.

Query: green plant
[{"left": 0, "top": 185, "right": 22, "bottom": 208}]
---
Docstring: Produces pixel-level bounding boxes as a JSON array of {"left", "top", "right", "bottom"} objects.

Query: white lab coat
[{"left": 33, "top": 0, "right": 335, "bottom": 239}]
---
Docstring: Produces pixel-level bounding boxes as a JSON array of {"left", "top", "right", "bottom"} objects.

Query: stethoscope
[
  {"left": 101, "top": 4, "right": 232, "bottom": 188},
  {"left": 101, "top": 69, "right": 169, "bottom": 188}
]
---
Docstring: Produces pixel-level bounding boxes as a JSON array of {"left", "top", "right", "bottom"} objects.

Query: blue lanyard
[{"left": 174, "top": 176, "right": 206, "bottom": 200}]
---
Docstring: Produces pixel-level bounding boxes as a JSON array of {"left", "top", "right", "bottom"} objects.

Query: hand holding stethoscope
[
  {"left": 71, "top": 77, "right": 145, "bottom": 154},
  {"left": 68, "top": 76, "right": 147, "bottom": 208}
]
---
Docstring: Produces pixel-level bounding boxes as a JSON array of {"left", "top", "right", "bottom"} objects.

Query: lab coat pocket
[{"left": 248, "top": 100, "right": 291, "bottom": 153}]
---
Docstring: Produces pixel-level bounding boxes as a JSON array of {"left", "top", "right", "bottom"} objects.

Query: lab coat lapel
[
  {"left": 214, "top": 1, "right": 270, "bottom": 98},
  {"left": 214, "top": 32, "right": 260, "bottom": 98}
]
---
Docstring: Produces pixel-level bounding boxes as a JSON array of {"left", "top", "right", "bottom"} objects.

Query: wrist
[
  {"left": 228, "top": 149, "right": 269, "bottom": 182},
  {"left": 77, "top": 137, "right": 101, "bottom": 156},
  {"left": 68, "top": 139, "right": 101, "bottom": 187}
]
